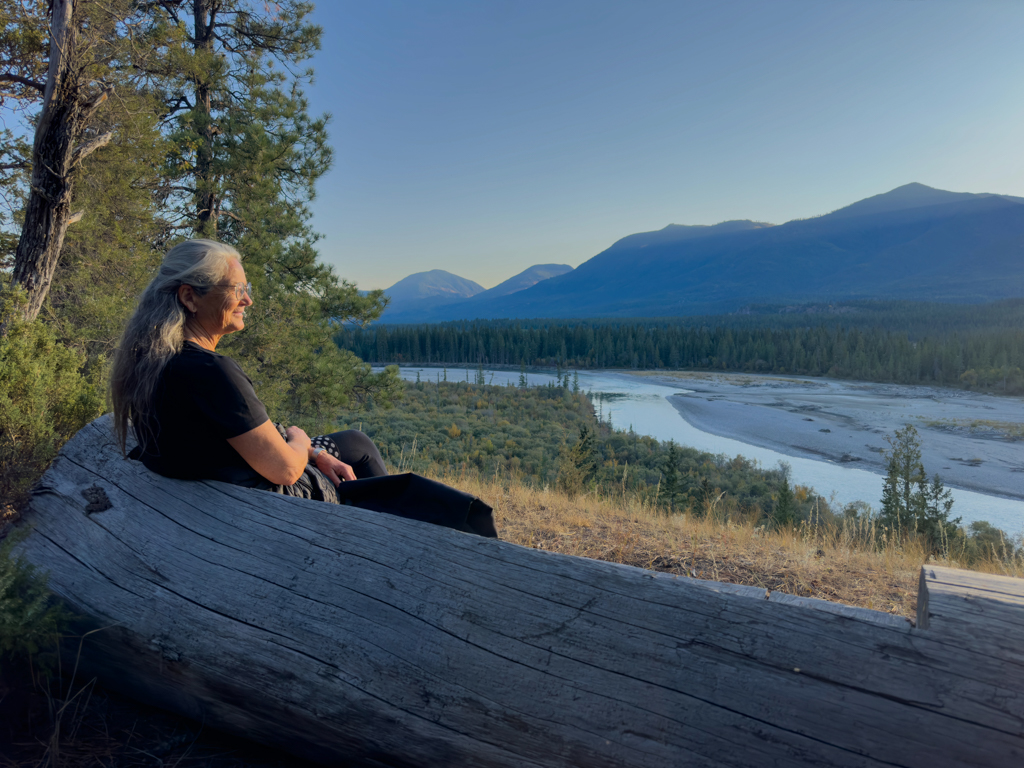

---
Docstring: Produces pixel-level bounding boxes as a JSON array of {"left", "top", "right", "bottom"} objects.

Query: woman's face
[{"left": 194, "top": 258, "right": 253, "bottom": 337}]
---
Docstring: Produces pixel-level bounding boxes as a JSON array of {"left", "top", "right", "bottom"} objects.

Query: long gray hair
[{"left": 110, "top": 239, "right": 240, "bottom": 454}]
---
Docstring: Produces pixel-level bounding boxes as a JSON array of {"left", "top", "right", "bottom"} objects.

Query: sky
[{"left": 304, "top": 0, "right": 1024, "bottom": 291}]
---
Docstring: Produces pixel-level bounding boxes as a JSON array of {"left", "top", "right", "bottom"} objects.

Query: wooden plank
[
  {"left": 917, "top": 565, "right": 1024, "bottom": 671},
  {"left": 920, "top": 564, "right": 1024, "bottom": 601},
  {"left": 12, "top": 416, "right": 1024, "bottom": 767},
  {"left": 597, "top": 558, "right": 912, "bottom": 629},
  {"left": 765, "top": 591, "right": 912, "bottom": 629}
]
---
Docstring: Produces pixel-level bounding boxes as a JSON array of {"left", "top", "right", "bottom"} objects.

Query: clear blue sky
[{"left": 305, "top": 0, "right": 1024, "bottom": 291}]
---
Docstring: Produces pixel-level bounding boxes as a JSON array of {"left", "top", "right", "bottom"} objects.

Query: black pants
[
  {"left": 310, "top": 430, "right": 388, "bottom": 478},
  {"left": 309, "top": 430, "right": 497, "bottom": 538}
]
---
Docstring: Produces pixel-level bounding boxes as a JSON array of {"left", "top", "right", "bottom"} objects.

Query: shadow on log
[{"left": 13, "top": 415, "right": 1024, "bottom": 767}]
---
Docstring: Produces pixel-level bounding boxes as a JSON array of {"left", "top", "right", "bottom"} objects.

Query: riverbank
[{"left": 627, "top": 371, "right": 1024, "bottom": 503}]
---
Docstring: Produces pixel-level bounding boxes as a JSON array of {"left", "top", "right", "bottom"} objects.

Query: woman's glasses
[{"left": 211, "top": 281, "right": 253, "bottom": 300}]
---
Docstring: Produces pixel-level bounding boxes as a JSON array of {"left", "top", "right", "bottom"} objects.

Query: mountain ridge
[
  {"left": 392, "top": 183, "right": 1024, "bottom": 321},
  {"left": 477, "top": 263, "right": 574, "bottom": 298}
]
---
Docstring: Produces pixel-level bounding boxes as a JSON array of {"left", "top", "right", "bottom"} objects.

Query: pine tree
[
  {"left": 770, "top": 460, "right": 795, "bottom": 526},
  {"left": 144, "top": 1, "right": 396, "bottom": 425},
  {"left": 556, "top": 425, "right": 597, "bottom": 500},
  {"left": 2, "top": 0, "right": 156, "bottom": 325},
  {"left": 0, "top": 0, "right": 47, "bottom": 263},
  {"left": 879, "top": 425, "right": 959, "bottom": 552},
  {"left": 879, "top": 425, "right": 927, "bottom": 533},
  {"left": 46, "top": 74, "right": 169, "bottom": 360},
  {"left": 917, "top": 473, "right": 961, "bottom": 553},
  {"left": 662, "top": 440, "right": 680, "bottom": 512},
  {"left": 774, "top": 477, "right": 795, "bottom": 527}
]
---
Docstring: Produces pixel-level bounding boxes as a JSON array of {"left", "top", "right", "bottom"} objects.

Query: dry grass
[{"left": 429, "top": 468, "right": 1023, "bottom": 621}]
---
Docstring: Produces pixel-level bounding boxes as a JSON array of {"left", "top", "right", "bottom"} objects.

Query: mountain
[
  {"left": 380, "top": 269, "right": 484, "bottom": 319},
  {"left": 384, "top": 269, "right": 484, "bottom": 303},
  {"left": 413, "top": 183, "right": 1024, "bottom": 321},
  {"left": 379, "top": 264, "right": 573, "bottom": 322},
  {"left": 478, "top": 263, "right": 573, "bottom": 298},
  {"left": 825, "top": 182, "right": 1023, "bottom": 220}
]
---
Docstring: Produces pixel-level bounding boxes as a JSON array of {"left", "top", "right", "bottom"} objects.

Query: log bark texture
[
  {"left": 14, "top": 416, "right": 1024, "bottom": 767},
  {"left": 9, "top": 0, "right": 81, "bottom": 323}
]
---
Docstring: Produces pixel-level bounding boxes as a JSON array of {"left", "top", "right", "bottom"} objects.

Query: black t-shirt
[{"left": 136, "top": 341, "right": 270, "bottom": 486}]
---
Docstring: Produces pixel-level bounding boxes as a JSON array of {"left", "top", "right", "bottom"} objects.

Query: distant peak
[
  {"left": 384, "top": 269, "right": 485, "bottom": 301},
  {"left": 478, "top": 263, "right": 574, "bottom": 298},
  {"left": 825, "top": 183, "right": 982, "bottom": 220},
  {"left": 661, "top": 220, "right": 773, "bottom": 232},
  {"left": 888, "top": 182, "right": 937, "bottom": 193}
]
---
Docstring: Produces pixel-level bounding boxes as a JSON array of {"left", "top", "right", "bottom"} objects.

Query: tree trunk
[
  {"left": 8, "top": 0, "right": 81, "bottom": 323},
  {"left": 14, "top": 415, "right": 1024, "bottom": 767},
  {"left": 193, "top": 0, "right": 217, "bottom": 236}
]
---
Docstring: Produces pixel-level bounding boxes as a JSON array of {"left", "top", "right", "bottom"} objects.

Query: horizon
[
  {"left": 368, "top": 181, "right": 1011, "bottom": 291},
  {"left": 305, "top": 1, "right": 1024, "bottom": 291}
]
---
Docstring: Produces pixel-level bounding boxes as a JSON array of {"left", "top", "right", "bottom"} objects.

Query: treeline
[{"left": 336, "top": 303, "right": 1024, "bottom": 394}]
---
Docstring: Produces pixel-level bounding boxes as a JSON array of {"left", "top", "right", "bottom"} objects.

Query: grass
[{"left": 431, "top": 466, "right": 1023, "bottom": 620}]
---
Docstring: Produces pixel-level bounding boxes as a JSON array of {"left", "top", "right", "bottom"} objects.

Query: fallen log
[{"left": 12, "top": 415, "right": 1024, "bottom": 767}]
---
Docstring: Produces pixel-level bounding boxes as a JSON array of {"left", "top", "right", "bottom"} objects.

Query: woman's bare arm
[{"left": 227, "top": 421, "right": 311, "bottom": 486}]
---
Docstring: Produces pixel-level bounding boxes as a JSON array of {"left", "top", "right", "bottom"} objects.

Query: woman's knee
[
  {"left": 330, "top": 429, "right": 377, "bottom": 455},
  {"left": 327, "top": 430, "right": 386, "bottom": 475}
]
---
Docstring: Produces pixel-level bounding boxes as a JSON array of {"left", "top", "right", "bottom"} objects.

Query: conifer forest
[{"left": 336, "top": 301, "right": 1024, "bottom": 395}]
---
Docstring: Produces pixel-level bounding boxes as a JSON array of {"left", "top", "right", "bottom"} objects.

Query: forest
[
  {"left": 347, "top": 376, "right": 1014, "bottom": 561},
  {"left": 336, "top": 301, "right": 1024, "bottom": 394},
  {"left": 348, "top": 375, "right": 827, "bottom": 524}
]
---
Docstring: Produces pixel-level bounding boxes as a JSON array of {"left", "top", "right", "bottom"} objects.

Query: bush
[
  {"left": 1, "top": 291, "right": 104, "bottom": 513},
  {"left": 0, "top": 529, "right": 69, "bottom": 678}
]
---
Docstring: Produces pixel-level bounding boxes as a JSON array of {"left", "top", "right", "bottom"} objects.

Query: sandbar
[{"left": 628, "top": 371, "right": 1024, "bottom": 502}]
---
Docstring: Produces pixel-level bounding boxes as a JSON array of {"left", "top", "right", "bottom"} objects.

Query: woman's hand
[
  {"left": 315, "top": 450, "right": 356, "bottom": 487},
  {"left": 285, "top": 425, "right": 312, "bottom": 454}
]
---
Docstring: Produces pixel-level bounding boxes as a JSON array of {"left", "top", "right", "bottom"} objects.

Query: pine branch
[
  {"left": 0, "top": 73, "right": 46, "bottom": 92},
  {"left": 161, "top": 94, "right": 194, "bottom": 118}
]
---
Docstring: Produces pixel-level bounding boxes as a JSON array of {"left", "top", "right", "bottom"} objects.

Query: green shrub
[
  {"left": 352, "top": 379, "right": 825, "bottom": 522},
  {"left": 0, "top": 528, "right": 68, "bottom": 677},
  {"left": 1, "top": 291, "right": 104, "bottom": 512}
]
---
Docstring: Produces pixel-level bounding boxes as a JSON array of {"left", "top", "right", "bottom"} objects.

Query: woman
[{"left": 110, "top": 239, "right": 496, "bottom": 537}]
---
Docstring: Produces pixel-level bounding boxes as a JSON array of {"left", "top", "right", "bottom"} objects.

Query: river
[{"left": 380, "top": 365, "right": 1024, "bottom": 534}]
